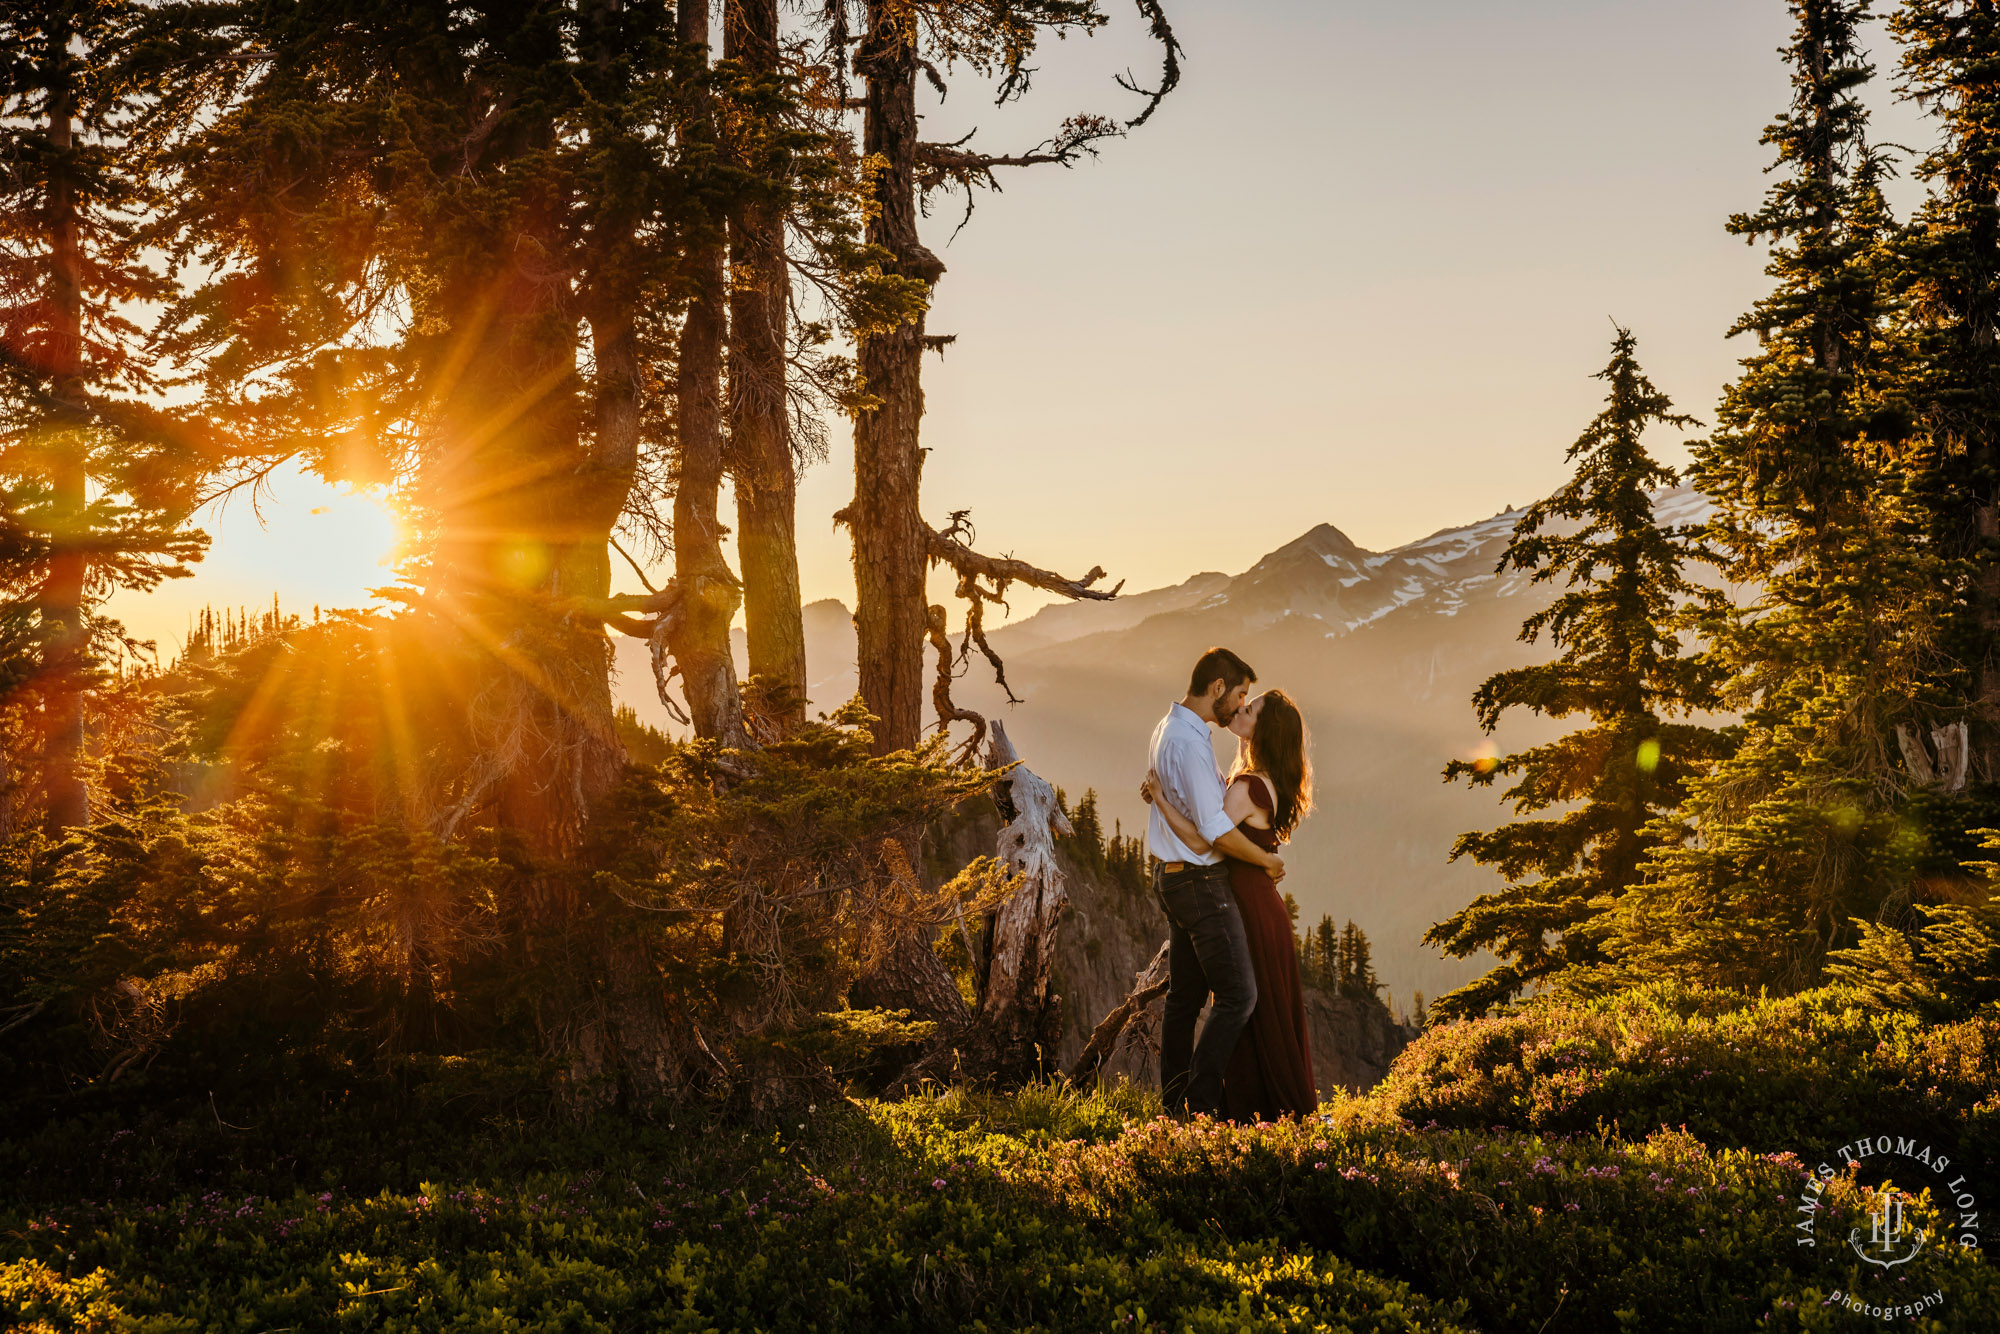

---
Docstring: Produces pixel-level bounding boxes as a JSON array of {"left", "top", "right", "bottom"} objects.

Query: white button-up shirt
[{"left": 1147, "top": 702, "right": 1236, "bottom": 865}]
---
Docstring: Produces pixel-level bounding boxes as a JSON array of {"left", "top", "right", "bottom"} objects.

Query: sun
[
  {"left": 308, "top": 485, "right": 405, "bottom": 571},
  {"left": 107, "top": 463, "right": 416, "bottom": 657}
]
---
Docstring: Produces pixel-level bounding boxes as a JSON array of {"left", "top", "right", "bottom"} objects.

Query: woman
[{"left": 1142, "top": 689, "right": 1318, "bottom": 1122}]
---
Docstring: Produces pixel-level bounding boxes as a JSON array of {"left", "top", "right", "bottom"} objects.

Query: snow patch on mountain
[{"left": 993, "top": 485, "right": 1713, "bottom": 651}]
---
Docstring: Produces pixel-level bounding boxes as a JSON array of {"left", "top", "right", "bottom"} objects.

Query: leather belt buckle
[{"left": 1161, "top": 860, "right": 1188, "bottom": 874}]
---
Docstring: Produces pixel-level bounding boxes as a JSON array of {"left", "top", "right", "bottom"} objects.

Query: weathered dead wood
[
  {"left": 974, "top": 718, "right": 1072, "bottom": 1082},
  {"left": 1894, "top": 722, "right": 1971, "bottom": 793},
  {"left": 1068, "top": 941, "right": 1169, "bottom": 1088},
  {"left": 1935, "top": 721, "right": 1971, "bottom": 793},
  {"left": 1897, "top": 724, "right": 1937, "bottom": 784},
  {"left": 926, "top": 523, "right": 1124, "bottom": 603}
]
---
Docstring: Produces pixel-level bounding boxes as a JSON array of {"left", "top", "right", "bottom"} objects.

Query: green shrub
[{"left": 1377, "top": 980, "right": 2000, "bottom": 1170}]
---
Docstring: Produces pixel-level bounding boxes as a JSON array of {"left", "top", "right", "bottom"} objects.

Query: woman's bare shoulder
[{"left": 1227, "top": 773, "right": 1273, "bottom": 826}]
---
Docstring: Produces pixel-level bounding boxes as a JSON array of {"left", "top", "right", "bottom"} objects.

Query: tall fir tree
[
  {"left": 1606, "top": 0, "right": 1932, "bottom": 994},
  {"left": 0, "top": 0, "right": 208, "bottom": 834},
  {"left": 1424, "top": 328, "right": 1725, "bottom": 1020},
  {"left": 1889, "top": 2, "right": 2000, "bottom": 777},
  {"left": 723, "top": 0, "right": 806, "bottom": 729}
]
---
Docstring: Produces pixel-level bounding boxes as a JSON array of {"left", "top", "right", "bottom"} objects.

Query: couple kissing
[{"left": 1141, "top": 647, "right": 1318, "bottom": 1123}]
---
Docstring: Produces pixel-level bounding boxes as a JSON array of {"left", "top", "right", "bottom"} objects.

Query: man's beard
[{"left": 1215, "top": 695, "right": 1239, "bottom": 726}]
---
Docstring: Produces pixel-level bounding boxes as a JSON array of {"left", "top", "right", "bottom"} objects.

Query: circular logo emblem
[{"left": 1787, "top": 1131, "right": 1981, "bottom": 1321}]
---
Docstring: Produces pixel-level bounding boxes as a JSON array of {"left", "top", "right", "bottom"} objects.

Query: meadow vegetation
[{"left": 5, "top": 980, "right": 1995, "bottom": 1332}]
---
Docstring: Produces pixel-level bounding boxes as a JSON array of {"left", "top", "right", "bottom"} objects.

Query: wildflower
[{"left": 932, "top": 1179, "right": 946, "bottom": 1190}]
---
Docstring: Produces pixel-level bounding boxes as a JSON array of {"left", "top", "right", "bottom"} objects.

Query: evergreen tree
[
  {"left": 1424, "top": 329, "right": 1725, "bottom": 1020},
  {"left": 724, "top": 0, "right": 806, "bottom": 728},
  {"left": 1609, "top": 1, "right": 1931, "bottom": 994},
  {"left": 0, "top": 0, "right": 208, "bottom": 833},
  {"left": 1825, "top": 866, "right": 2000, "bottom": 1021},
  {"left": 1339, "top": 920, "right": 1380, "bottom": 1000},
  {"left": 1890, "top": 1, "right": 2000, "bottom": 778},
  {"left": 1315, "top": 914, "right": 1339, "bottom": 991}
]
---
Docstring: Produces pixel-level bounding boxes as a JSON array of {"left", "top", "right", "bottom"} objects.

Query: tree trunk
[
  {"left": 669, "top": 0, "right": 750, "bottom": 749},
  {"left": 431, "top": 263, "right": 622, "bottom": 861},
  {"left": 41, "top": 11, "right": 88, "bottom": 834},
  {"left": 726, "top": 0, "right": 807, "bottom": 728},
  {"left": 974, "top": 719, "right": 1072, "bottom": 1082},
  {"left": 850, "top": 2, "right": 942, "bottom": 755}
]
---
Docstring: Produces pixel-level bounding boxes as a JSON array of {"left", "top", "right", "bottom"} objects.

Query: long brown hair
[{"left": 1236, "top": 689, "right": 1313, "bottom": 840}]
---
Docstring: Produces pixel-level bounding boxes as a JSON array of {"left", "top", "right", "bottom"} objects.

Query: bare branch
[
  {"left": 955, "top": 573, "right": 1020, "bottom": 704},
  {"left": 926, "top": 524, "right": 1124, "bottom": 602},
  {"left": 915, "top": 115, "right": 1120, "bottom": 180},
  {"left": 0, "top": 1000, "right": 46, "bottom": 1038},
  {"left": 923, "top": 517, "right": 1119, "bottom": 723},
  {"left": 1069, "top": 941, "right": 1170, "bottom": 1087},
  {"left": 609, "top": 536, "right": 660, "bottom": 594},
  {"left": 1118, "top": 0, "right": 1184, "bottom": 128},
  {"left": 927, "top": 602, "right": 987, "bottom": 760},
  {"left": 569, "top": 587, "right": 684, "bottom": 619},
  {"left": 648, "top": 602, "right": 693, "bottom": 727}
]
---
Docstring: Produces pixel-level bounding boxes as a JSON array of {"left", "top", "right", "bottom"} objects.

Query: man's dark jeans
[{"left": 1154, "top": 860, "right": 1256, "bottom": 1117}]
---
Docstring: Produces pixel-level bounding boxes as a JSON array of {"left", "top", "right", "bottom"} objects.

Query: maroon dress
[{"left": 1220, "top": 775, "right": 1319, "bottom": 1123}]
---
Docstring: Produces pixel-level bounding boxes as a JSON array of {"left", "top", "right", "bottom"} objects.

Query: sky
[{"left": 110, "top": 0, "right": 1935, "bottom": 657}]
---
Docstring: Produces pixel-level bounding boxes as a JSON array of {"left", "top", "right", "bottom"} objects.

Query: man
[{"left": 1143, "top": 646, "right": 1286, "bottom": 1117}]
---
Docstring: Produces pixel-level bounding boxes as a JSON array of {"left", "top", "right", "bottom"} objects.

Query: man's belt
[{"left": 1158, "top": 860, "right": 1213, "bottom": 875}]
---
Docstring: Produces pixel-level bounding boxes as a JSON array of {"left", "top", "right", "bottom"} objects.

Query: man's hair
[{"left": 1189, "top": 646, "right": 1256, "bottom": 698}]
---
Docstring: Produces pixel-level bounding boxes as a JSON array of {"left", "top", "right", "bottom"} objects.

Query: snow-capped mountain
[{"left": 1116, "top": 483, "right": 1715, "bottom": 646}]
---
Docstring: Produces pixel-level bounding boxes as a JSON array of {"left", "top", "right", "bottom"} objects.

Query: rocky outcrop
[{"left": 925, "top": 794, "right": 1417, "bottom": 1101}]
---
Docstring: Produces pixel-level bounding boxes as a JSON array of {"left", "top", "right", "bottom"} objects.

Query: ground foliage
[{"left": 2, "top": 981, "right": 1995, "bottom": 1332}]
